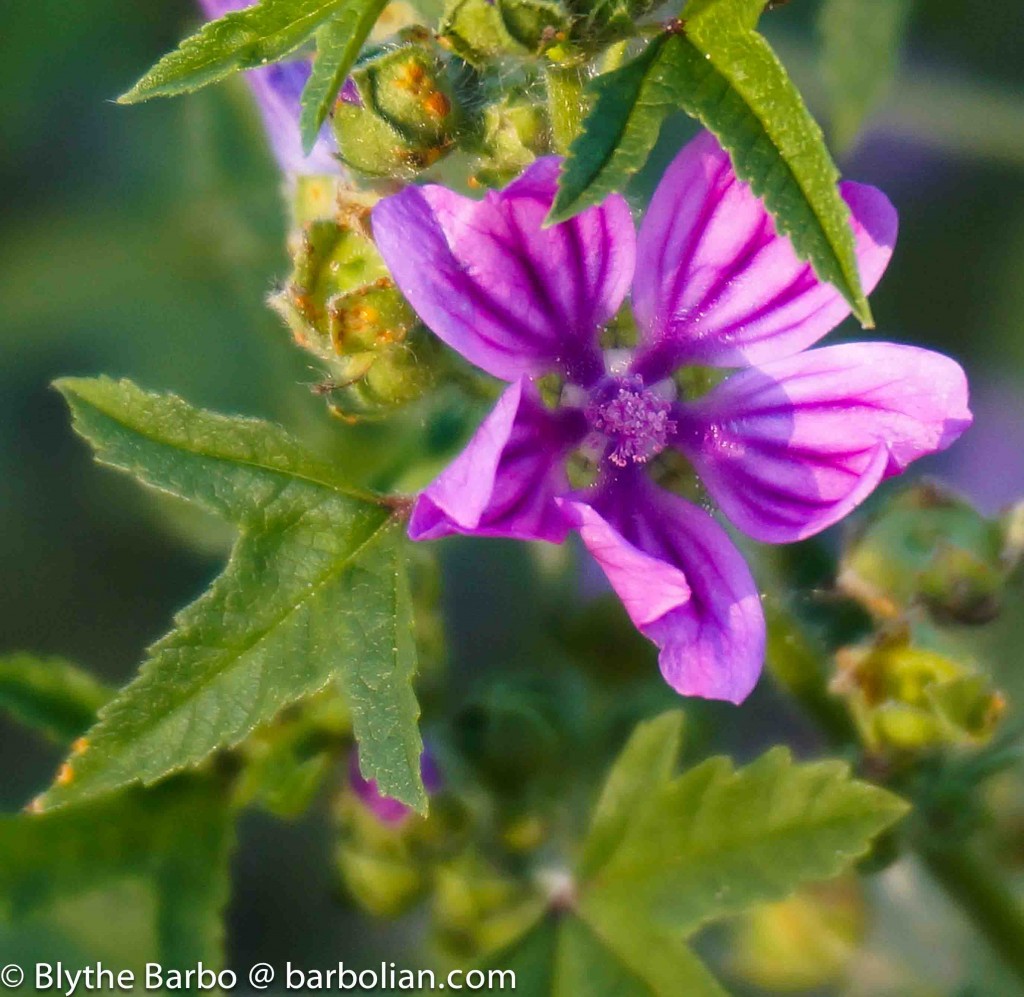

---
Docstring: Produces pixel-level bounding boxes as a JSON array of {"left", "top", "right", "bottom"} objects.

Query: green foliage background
[{"left": 2, "top": 0, "right": 1024, "bottom": 991}]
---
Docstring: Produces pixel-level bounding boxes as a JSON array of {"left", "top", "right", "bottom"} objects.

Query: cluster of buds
[
  {"left": 270, "top": 181, "right": 443, "bottom": 416},
  {"left": 830, "top": 483, "right": 1018, "bottom": 756},
  {"left": 335, "top": 747, "right": 542, "bottom": 960},
  {"left": 335, "top": 749, "right": 447, "bottom": 916},
  {"left": 838, "top": 481, "right": 1018, "bottom": 625}
]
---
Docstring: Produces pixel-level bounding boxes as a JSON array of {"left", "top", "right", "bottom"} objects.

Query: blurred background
[{"left": 1, "top": 0, "right": 1023, "bottom": 993}]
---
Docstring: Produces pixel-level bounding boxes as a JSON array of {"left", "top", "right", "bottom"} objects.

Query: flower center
[{"left": 585, "top": 375, "right": 676, "bottom": 467}]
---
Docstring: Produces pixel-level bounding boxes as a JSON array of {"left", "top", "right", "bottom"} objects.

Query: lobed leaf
[
  {"left": 551, "top": 0, "right": 874, "bottom": 325},
  {"left": 120, "top": 0, "right": 349, "bottom": 104},
  {"left": 476, "top": 913, "right": 726, "bottom": 997},
  {"left": 0, "top": 654, "right": 112, "bottom": 745},
  {"left": 299, "top": 0, "right": 390, "bottom": 152},
  {"left": 41, "top": 378, "right": 424, "bottom": 813},
  {"left": 468, "top": 722, "right": 906, "bottom": 994},
  {"left": 583, "top": 746, "right": 909, "bottom": 934},
  {"left": 819, "top": 0, "right": 914, "bottom": 152},
  {"left": 579, "top": 710, "right": 684, "bottom": 879}
]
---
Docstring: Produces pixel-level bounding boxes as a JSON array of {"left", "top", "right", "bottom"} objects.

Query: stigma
[{"left": 585, "top": 375, "right": 677, "bottom": 467}]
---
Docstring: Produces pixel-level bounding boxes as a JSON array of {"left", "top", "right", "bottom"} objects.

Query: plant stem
[
  {"left": 545, "top": 65, "right": 587, "bottom": 154},
  {"left": 762, "top": 591, "right": 859, "bottom": 750},
  {"left": 919, "top": 844, "right": 1024, "bottom": 987}
]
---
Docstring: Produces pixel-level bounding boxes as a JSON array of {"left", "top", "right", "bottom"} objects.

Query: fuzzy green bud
[
  {"left": 839, "top": 482, "right": 1007, "bottom": 624},
  {"left": 270, "top": 201, "right": 440, "bottom": 414},
  {"left": 333, "top": 42, "right": 459, "bottom": 178},
  {"left": 441, "top": 0, "right": 569, "bottom": 65},
  {"left": 562, "top": 0, "right": 660, "bottom": 47},
  {"left": 472, "top": 95, "right": 550, "bottom": 186}
]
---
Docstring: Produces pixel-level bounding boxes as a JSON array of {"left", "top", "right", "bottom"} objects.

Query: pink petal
[
  {"left": 677, "top": 343, "right": 973, "bottom": 543},
  {"left": 372, "top": 159, "right": 636, "bottom": 385},
  {"left": 409, "top": 379, "right": 584, "bottom": 542},
  {"left": 561, "top": 475, "right": 764, "bottom": 704},
  {"left": 631, "top": 132, "right": 897, "bottom": 379}
]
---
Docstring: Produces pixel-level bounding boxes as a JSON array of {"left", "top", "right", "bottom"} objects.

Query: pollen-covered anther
[{"left": 586, "top": 375, "right": 676, "bottom": 466}]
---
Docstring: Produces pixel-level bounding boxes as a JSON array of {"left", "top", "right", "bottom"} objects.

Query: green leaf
[
  {"left": 580, "top": 710, "right": 683, "bottom": 879},
  {"left": 551, "top": 0, "right": 874, "bottom": 326},
  {"left": 557, "top": 913, "right": 728, "bottom": 997},
  {"left": 120, "top": 0, "right": 348, "bottom": 104},
  {"left": 475, "top": 913, "right": 726, "bottom": 997},
  {"left": 0, "top": 778, "right": 233, "bottom": 967},
  {"left": 299, "top": 0, "right": 389, "bottom": 152},
  {"left": 583, "top": 746, "right": 909, "bottom": 934},
  {"left": 467, "top": 729, "right": 905, "bottom": 995},
  {"left": 819, "top": 0, "right": 914, "bottom": 152},
  {"left": 548, "top": 35, "right": 672, "bottom": 217},
  {"left": 0, "top": 654, "right": 112, "bottom": 745},
  {"left": 42, "top": 378, "right": 423, "bottom": 813}
]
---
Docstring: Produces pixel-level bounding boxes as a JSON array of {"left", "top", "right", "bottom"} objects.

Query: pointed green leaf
[
  {"left": 299, "top": 0, "right": 390, "bottom": 152},
  {"left": 547, "top": 34, "right": 672, "bottom": 220},
  {"left": 585, "top": 747, "right": 908, "bottom": 935},
  {"left": 819, "top": 0, "right": 914, "bottom": 152},
  {"left": 551, "top": 0, "right": 874, "bottom": 325},
  {"left": 120, "top": 0, "right": 349, "bottom": 104},
  {"left": 558, "top": 913, "right": 728, "bottom": 997},
  {"left": 580, "top": 710, "right": 684, "bottom": 878},
  {"left": 0, "top": 779, "right": 233, "bottom": 967},
  {"left": 42, "top": 378, "right": 423, "bottom": 813},
  {"left": 473, "top": 912, "right": 726, "bottom": 997},
  {"left": 0, "top": 654, "right": 112, "bottom": 745}
]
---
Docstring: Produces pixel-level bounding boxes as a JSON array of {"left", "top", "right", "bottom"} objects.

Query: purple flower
[
  {"left": 349, "top": 750, "right": 443, "bottom": 825},
  {"left": 372, "top": 133, "right": 972, "bottom": 704},
  {"left": 197, "top": 0, "right": 341, "bottom": 176}
]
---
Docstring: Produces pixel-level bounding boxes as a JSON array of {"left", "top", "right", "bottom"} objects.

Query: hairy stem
[
  {"left": 546, "top": 65, "right": 587, "bottom": 154},
  {"left": 762, "top": 591, "right": 859, "bottom": 750}
]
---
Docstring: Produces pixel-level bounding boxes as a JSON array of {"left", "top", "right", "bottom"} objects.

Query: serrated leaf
[
  {"left": 42, "top": 378, "right": 423, "bottom": 813},
  {"left": 583, "top": 746, "right": 908, "bottom": 935},
  {"left": 0, "top": 778, "right": 233, "bottom": 967},
  {"left": 819, "top": 0, "right": 913, "bottom": 152},
  {"left": 551, "top": 0, "right": 873, "bottom": 326},
  {"left": 580, "top": 710, "right": 683, "bottom": 878},
  {"left": 120, "top": 0, "right": 348, "bottom": 104},
  {"left": 299, "top": 0, "right": 389, "bottom": 152},
  {"left": 0, "top": 654, "right": 112, "bottom": 745},
  {"left": 557, "top": 914, "right": 728, "bottom": 997},
  {"left": 474, "top": 912, "right": 726, "bottom": 997}
]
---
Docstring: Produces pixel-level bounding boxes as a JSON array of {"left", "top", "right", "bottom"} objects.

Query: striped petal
[
  {"left": 676, "top": 343, "right": 973, "bottom": 543},
  {"left": 631, "top": 132, "right": 896, "bottom": 380},
  {"left": 372, "top": 159, "right": 636, "bottom": 384}
]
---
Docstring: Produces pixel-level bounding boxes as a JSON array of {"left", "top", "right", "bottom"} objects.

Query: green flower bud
[
  {"left": 440, "top": 0, "right": 569, "bottom": 65},
  {"left": 562, "top": 0, "right": 659, "bottom": 48},
  {"left": 270, "top": 198, "right": 445, "bottom": 414},
  {"left": 833, "top": 631, "right": 1006, "bottom": 754},
  {"left": 838, "top": 482, "right": 1007, "bottom": 624},
  {"left": 472, "top": 95, "right": 550, "bottom": 186},
  {"left": 333, "top": 43, "right": 460, "bottom": 178},
  {"left": 729, "top": 878, "right": 866, "bottom": 992}
]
